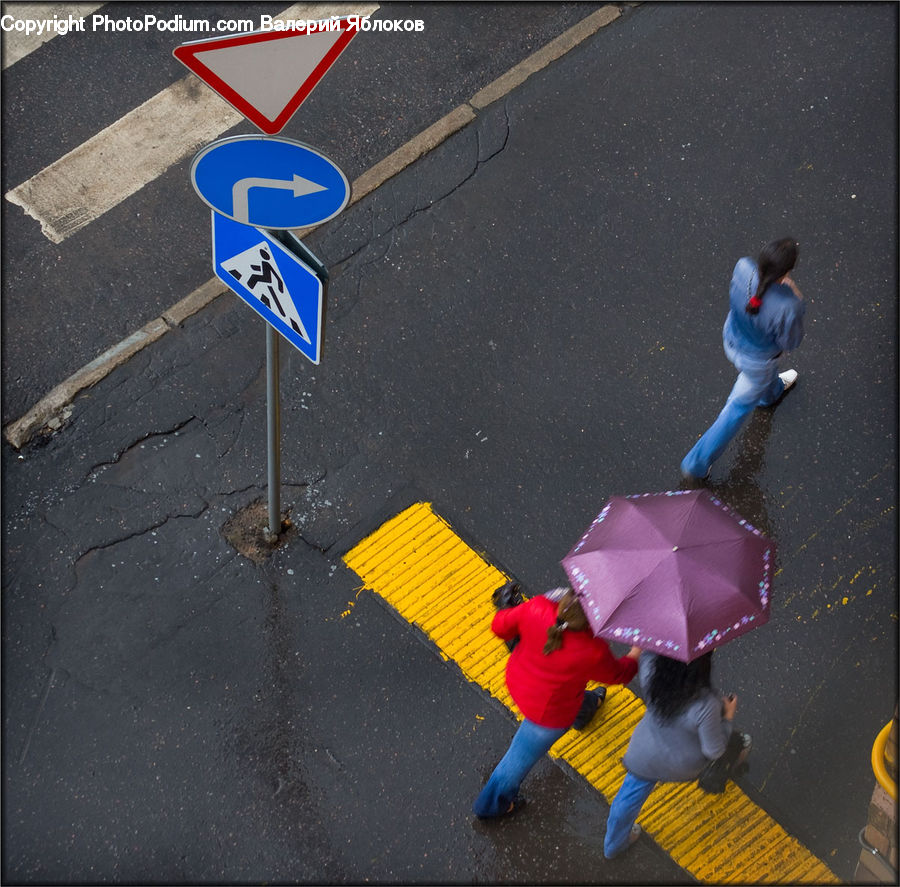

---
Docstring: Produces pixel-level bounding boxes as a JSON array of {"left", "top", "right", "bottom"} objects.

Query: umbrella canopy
[{"left": 561, "top": 490, "right": 774, "bottom": 662}]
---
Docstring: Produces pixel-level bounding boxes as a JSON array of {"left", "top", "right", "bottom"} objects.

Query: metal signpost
[
  {"left": 211, "top": 215, "right": 330, "bottom": 538},
  {"left": 177, "top": 21, "right": 355, "bottom": 541}
]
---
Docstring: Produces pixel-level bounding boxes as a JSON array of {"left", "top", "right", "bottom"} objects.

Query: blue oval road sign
[{"left": 191, "top": 135, "right": 350, "bottom": 229}]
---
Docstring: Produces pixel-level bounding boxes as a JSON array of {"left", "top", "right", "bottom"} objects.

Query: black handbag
[
  {"left": 492, "top": 581, "right": 524, "bottom": 610},
  {"left": 491, "top": 581, "right": 524, "bottom": 651},
  {"left": 697, "top": 731, "right": 749, "bottom": 794}
]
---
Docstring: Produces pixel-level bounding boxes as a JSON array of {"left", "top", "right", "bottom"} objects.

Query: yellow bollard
[{"left": 872, "top": 720, "right": 898, "bottom": 802}]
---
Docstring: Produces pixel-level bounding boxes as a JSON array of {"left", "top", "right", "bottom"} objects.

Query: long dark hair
[
  {"left": 645, "top": 652, "right": 714, "bottom": 722},
  {"left": 746, "top": 237, "right": 798, "bottom": 314},
  {"left": 543, "top": 590, "right": 590, "bottom": 655}
]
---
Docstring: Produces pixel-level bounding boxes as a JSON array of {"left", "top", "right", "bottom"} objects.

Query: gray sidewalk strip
[{"left": 2, "top": 4, "right": 623, "bottom": 450}]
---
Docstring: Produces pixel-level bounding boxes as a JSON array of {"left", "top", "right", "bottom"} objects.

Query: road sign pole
[{"left": 265, "top": 323, "right": 282, "bottom": 542}]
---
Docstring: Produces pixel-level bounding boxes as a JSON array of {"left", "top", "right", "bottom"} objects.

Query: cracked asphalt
[
  {"left": 2, "top": 3, "right": 897, "bottom": 883},
  {"left": 0, "top": 0, "right": 607, "bottom": 426}
]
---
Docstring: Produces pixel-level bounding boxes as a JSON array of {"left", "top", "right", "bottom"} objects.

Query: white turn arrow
[{"left": 232, "top": 174, "right": 327, "bottom": 223}]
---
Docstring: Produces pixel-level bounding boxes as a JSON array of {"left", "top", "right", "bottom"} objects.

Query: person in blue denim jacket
[{"left": 681, "top": 238, "right": 806, "bottom": 481}]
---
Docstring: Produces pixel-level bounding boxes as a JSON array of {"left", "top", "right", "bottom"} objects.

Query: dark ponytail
[
  {"left": 543, "top": 590, "right": 590, "bottom": 655},
  {"left": 746, "top": 237, "right": 798, "bottom": 314},
  {"left": 646, "top": 651, "right": 714, "bottom": 722}
]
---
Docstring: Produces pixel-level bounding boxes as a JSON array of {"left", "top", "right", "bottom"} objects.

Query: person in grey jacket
[
  {"left": 603, "top": 651, "right": 748, "bottom": 858},
  {"left": 681, "top": 237, "right": 806, "bottom": 481}
]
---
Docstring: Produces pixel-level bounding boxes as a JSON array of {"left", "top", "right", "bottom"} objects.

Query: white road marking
[
  {"left": 1, "top": 3, "right": 105, "bottom": 69},
  {"left": 4, "top": 3, "right": 378, "bottom": 243},
  {"left": 7, "top": 78, "right": 243, "bottom": 243}
]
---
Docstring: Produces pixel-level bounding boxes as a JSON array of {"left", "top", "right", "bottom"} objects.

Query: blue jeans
[
  {"left": 473, "top": 719, "right": 567, "bottom": 818},
  {"left": 681, "top": 338, "right": 785, "bottom": 479},
  {"left": 603, "top": 772, "right": 657, "bottom": 858}
]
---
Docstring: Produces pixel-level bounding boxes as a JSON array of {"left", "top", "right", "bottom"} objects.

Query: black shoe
[
  {"left": 573, "top": 687, "right": 607, "bottom": 730},
  {"left": 680, "top": 466, "right": 711, "bottom": 485},
  {"left": 476, "top": 797, "right": 527, "bottom": 821},
  {"left": 504, "top": 796, "right": 527, "bottom": 817}
]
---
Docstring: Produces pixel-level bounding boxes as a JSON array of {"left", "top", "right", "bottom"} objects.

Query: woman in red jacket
[{"left": 473, "top": 589, "right": 641, "bottom": 818}]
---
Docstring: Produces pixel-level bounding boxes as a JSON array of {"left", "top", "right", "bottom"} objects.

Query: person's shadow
[{"left": 678, "top": 405, "right": 779, "bottom": 785}]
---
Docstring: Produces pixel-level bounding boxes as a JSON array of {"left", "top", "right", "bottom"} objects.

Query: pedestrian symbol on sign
[
  {"left": 212, "top": 212, "right": 325, "bottom": 365},
  {"left": 222, "top": 241, "right": 311, "bottom": 344}
]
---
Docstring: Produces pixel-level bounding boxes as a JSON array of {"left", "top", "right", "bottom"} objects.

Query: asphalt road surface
[
  {"left": 1, "top": 0, "right": 606, "bottom": 424},
  {"left": 2, "top": 2, "right": 897, "bottom": 883}
]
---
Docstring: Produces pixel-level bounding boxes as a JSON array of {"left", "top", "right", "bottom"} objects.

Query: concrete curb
[
  {"left": 4, "top": 319, "right": 168, "bottom": 449},
  {"left": 470, "top": 4, "right": 620, "bottom": 110},
  {"left": 3, "top": 3, "right": 623, "bottom": 450}
]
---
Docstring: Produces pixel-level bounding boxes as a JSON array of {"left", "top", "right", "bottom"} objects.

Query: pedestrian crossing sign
[{"left": 212, "top": 212, "right": 324, "bottom": 364}]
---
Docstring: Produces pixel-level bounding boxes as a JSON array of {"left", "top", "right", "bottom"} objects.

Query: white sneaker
[{"left": 779, "top": 369, "right": 799, "bottom": 391}]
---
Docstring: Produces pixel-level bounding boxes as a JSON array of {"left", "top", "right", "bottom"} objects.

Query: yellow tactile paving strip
[{"left": 343, "top": 502, "right": 840, "bottom": 885}]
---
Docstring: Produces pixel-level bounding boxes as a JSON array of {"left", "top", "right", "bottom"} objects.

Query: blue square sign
[{"left": 212, "top": 212, "right": 324, "bottom": 364}]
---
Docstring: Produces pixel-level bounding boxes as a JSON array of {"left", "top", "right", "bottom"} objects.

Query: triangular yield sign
[{"left": 173, "top": 17, "right": 362, "bottom": 134}]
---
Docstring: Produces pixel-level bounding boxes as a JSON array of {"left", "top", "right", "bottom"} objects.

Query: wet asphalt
[
  {"left": 2, "top": 2, "right": 897, "bottom": 883},
  {"left": 0, "top": 0, "right": 607, "bottom": 425}
]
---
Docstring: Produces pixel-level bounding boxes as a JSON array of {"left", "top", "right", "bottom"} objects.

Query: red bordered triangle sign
[{"left": 173, "top": 17, "right": 361, "bottom": 134}]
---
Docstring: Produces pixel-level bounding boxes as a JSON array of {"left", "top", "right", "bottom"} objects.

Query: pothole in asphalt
[{"left": 222, "top": 498, "right": 294, "bottom": 562}]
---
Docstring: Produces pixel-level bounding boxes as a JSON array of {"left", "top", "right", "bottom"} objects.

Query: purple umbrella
[{"left": 561, "top": 490, "right": 773, "bottom": 662}]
